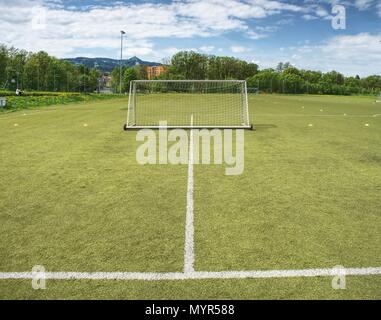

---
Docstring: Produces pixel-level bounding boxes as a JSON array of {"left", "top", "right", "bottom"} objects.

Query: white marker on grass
[
  {"left": 308, "top": 124, "right": 313, "bottom": 127},
  {"left": 365, "top": 123, "right": 370, "bottom": 127}
]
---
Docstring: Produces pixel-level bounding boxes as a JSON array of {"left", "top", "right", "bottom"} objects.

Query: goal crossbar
[{"left": 124, "top": 80, "right": 253, "bottom": 130}]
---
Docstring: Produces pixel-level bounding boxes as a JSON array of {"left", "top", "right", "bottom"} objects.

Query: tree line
[
  {"left": 247, "top": 63, "right": 381, "bottom": 95},
  {"left": 110, "top": 51, "right": 259, "bottom": 92},
  {"left": 1, "top": 44, "right": 380, "bottom": 96},
  {"left": 113, "top": 51, "right": 380, "bottom": 96},
  {"left": 0, "top": 44, "right": 100, "bottom": 93}
]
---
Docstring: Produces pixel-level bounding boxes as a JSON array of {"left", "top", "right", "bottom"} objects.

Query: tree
[
  {"left": 133, "top": 64, "right": 148, "bottom": 80},
  {"left": 0, "top": 45, "right": 9, "bottom": 87},
  {"left": 123, "top": 67, "right": 138, "bottom": 92},
  {"left": 283, "top": 66, "right": 301, "bottom": 76},
  {"left": 170, "top": 51, "right": 208, "bottom": 79},
  {"left": 1, "top": 44, "right": 380, "bottom": 96},
  {"left": 322, "top": 71, "right": 345, "bottom": 85},
  {"left": 247, "top": 69, "right": 280, "bottom": 93},
  {"left": 300, "top": 70, "right": 322, "bottom": 84},
  {"left": 276, "top": 62, "right": 291, "bottom": 72}
]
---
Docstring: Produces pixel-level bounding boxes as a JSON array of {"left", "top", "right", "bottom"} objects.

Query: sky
[{"left": 0, "top": 0, "right": 380, "bottom": 76}]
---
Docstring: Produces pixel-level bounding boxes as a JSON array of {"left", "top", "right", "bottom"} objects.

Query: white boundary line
[
  {"left": 184, "top": 115, "right": 195, "bottom": 274},
  {"left": 256, "top": 114, "right": 380, "bottom": 117},
  {"left": 1, "top": 267, "right": 381, "bottom": 281}
]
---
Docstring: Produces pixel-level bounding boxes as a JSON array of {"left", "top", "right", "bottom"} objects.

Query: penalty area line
[{"left": 1, "top": 267, "right": 381, "bottom": 281}]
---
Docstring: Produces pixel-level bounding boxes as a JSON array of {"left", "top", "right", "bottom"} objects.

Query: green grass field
[{"left": 0, "top": 94, "right": 380, "bottom": 299}]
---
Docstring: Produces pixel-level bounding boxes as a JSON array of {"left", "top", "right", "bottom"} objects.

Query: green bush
[{"left": 1, "top": 93, "right": 123, "bottom": 111}]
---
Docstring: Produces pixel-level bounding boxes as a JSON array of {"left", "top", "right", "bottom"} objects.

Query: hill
[{"left": 63, "top": 56, "right": 162, "bottom": 72}]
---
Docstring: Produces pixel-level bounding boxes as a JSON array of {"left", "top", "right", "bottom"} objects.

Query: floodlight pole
[{"left": 120, "top": 30, "right": 126, "bottom": 95}]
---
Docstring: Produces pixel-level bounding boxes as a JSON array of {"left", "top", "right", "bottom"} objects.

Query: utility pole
[{"left": 120, "top": 30, "right": 126, "bottom": 95}]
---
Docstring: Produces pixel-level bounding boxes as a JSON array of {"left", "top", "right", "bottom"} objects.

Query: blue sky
[{"left": 0, "top": 0, "right": 380, "bottom": 76}]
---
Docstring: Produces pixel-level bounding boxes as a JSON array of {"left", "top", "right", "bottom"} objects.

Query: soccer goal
[
  {"left": 376, "top": 92, "right": 381, "bottom": 103},
  {"left": 124, "top": 80, "right": 253, "bottom": 130}
]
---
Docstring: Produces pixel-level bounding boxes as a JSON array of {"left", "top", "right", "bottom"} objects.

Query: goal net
[
  {"left": 124, "top": 80, "right": 252, "bottom": 129},
  {"left": 377, "top": 92, "right": 381, "bottom": 103}
]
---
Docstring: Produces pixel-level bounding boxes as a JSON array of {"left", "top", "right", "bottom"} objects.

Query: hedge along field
[{"left": 0, "top": 91, "right": 125, "bottom": 111}]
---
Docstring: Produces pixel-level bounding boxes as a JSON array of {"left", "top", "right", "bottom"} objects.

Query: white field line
[
  {"left": 184, "top": 115, "right": 195, "bottom": 274},
  {"left": 256, "top": 114, "right": 380, "bottom": 118},
  {"left": 1, "top": 267, "right": 381, "bottom": 281}
]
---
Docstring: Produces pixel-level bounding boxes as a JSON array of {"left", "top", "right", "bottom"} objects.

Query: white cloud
[
  {"left": 199, "top": 46, "right": 215, "bottom": 53},
  {"left": 248, "top": 0, "right": 304, "bottom": 12},
  {"left": 305, "top": 0, "right": 380, "bottom": 13},
  {"left": 247, "top": 30, "right": 268, "bottom": 40},
  {"left": 258, "top": 33, "right": 381, "bottom": 76},
  {"left": 302, "top": 14, "right": 318, "bottom": 20},
  {"left": 0, "top": 0, "right": 306, "bottom": 58},
  {"left": 354, "top": 0, "right": 374, "bottom": 10},
  {"left": 230, "top": 46, "right": 250, "bottom": 53},
  {"left": 275, "top": 18, "right": 294, "bottom": 25},
  {"left": 161, "top": 47, "right": 198, "bottom": 57},
  {"left": 315, "top": 6, "right": 330, "bottom": 18}
]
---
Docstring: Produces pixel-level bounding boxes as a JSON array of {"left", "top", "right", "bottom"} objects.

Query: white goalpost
[{"left": 124, "top": 80, "right": 253, "bottom": 130}]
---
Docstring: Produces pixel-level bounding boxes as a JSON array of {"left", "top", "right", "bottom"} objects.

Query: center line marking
[{"left": 184, "top": 115, "right": 195, "bottom": 274}]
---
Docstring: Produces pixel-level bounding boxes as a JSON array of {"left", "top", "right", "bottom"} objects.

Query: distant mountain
[{"left": 63, "top": 56, "right": 162, "bottom": 72}]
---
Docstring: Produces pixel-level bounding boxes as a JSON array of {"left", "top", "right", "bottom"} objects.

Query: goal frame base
[{"left": 124, "top": 124, "right": 255, "bottom": 131}]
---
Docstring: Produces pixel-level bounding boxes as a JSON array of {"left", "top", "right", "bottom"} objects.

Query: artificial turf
[{"left": 0, "top": 94, "right": 380, "bottom": 299}]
